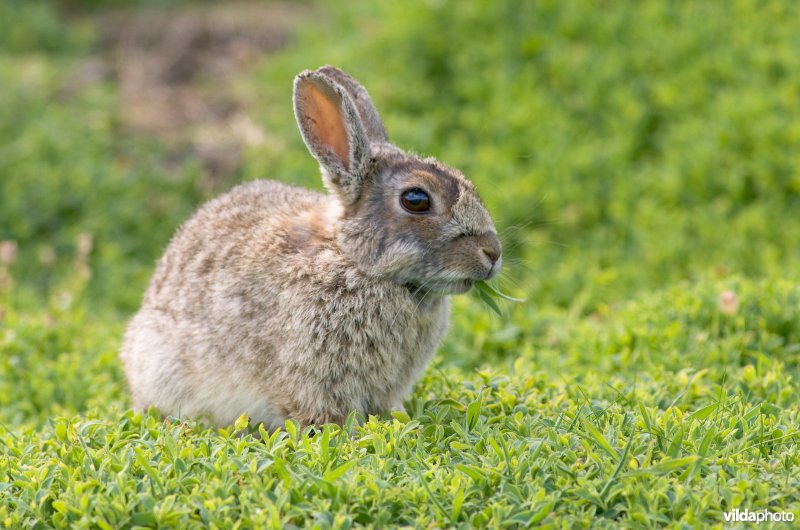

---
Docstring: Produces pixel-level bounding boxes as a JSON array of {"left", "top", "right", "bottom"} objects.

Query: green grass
[{"left": 1, "top": 0, "right": 800, "bottom": 527}]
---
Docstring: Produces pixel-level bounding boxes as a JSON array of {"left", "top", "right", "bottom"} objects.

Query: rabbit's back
[
  {"left": 121, "top": 179, "right": 449, "bottom": 428},
  {"left": 142, "top": 179, "right": 326, "bottom": 308}
]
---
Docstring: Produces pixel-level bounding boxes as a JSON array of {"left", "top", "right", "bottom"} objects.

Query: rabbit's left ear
[{"left": 294, "top": 68, "right": 371, "bottom": 204}]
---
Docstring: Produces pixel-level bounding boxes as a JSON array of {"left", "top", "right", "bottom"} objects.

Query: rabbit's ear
[
  {"left": 315, "top": 66, "right": 388, "bottom": 143},
  {"left": 294, "top": 69, "right": 371, "bottom": 204}
]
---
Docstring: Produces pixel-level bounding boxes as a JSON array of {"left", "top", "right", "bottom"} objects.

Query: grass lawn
[{"left": 1, "top": 1, "right": 799, "bottom": 528}]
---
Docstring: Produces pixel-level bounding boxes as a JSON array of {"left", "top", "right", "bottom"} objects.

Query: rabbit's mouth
[
  {"left": 429, "top": 278, "right": 474, "bottom": 295},
  {"left": 450, "top": 279, "right": 474, "bottom": 294},
  {"left": 405, "top": 279, "right": 473, "bottom": 296}
]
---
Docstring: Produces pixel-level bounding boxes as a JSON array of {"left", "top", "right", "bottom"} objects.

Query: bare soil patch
[{"left": 67, "top": 2, "right": 311, "bottom": 182}]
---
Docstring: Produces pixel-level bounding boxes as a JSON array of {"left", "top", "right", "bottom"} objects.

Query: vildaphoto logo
[{"left": 723, "top": 508, "right": 795, "bottom": 524}]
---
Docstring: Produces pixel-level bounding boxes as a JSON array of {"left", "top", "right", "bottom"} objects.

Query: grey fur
[{"left": 121, "top": 66, "right": 502, "bottom": 429}]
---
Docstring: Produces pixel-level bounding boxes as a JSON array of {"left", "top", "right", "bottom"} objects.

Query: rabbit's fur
[{"left": 121, "top": 66, "right": 502, "bottom": 429}]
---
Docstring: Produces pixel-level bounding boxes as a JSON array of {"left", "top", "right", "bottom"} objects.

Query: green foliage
[
  {"left": 0, "top": 12, "right": 206, "bottom": 312},
  {"left": 2, "top": 301, "right": 799, "bottom": 528},
  {"left": 245, "top": 0, "right": 800, "bottom": 310},
  {"left": 473, "top": 280, "right": 525, "bottom": 317},
  {"left": 0, "top": 1, "right": 88, "bottom": 53},
  {"left": 1, "top": 0, "right": 799, "bottom": 527}
]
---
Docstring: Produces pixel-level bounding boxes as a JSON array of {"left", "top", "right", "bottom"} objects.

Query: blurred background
[{"left": 1, "top": 0, "right": 799, "bottom": 425}]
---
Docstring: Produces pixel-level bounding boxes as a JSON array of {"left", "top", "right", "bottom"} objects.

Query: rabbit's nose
[
  {"left": 480, "top": 233, "right": 502, "bottom": 265},
  {"left": 482, "top": 248, "right": 500, "bottom": 264}
]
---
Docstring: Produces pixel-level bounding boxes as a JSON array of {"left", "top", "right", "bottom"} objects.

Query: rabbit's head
[{"left": 294, "top": 66, "right": 501, "bottom": 295}]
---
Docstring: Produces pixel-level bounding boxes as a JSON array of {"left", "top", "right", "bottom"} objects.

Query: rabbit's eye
[{"left": 400, "top": 188, "right": 431, "bottom": 213}]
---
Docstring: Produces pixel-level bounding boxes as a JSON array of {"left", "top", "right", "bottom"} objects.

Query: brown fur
[{"left": 120, "top": 66, "right": 501, "bottom": 428}]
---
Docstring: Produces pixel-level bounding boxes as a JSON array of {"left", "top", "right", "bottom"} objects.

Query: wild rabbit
[{"left": 121, "top": 66, "right": 502, "bottom": 429}]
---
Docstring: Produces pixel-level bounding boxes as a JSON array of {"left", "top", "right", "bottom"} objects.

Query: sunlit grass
[{"left": 1, "top": 0, "right": 799, "bottom": 527}]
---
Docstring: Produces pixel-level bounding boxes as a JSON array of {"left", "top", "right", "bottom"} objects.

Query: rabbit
[{"left": 120, "top": 65, "right": 502, "bottom": 430}]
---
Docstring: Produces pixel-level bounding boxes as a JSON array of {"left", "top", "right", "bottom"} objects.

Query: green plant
[
  {"left": 1, "top": 0, "right": 799, "bottom": 527},
  {"left": 473, "top": 280, "right": 526, "bottom": 316}
]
